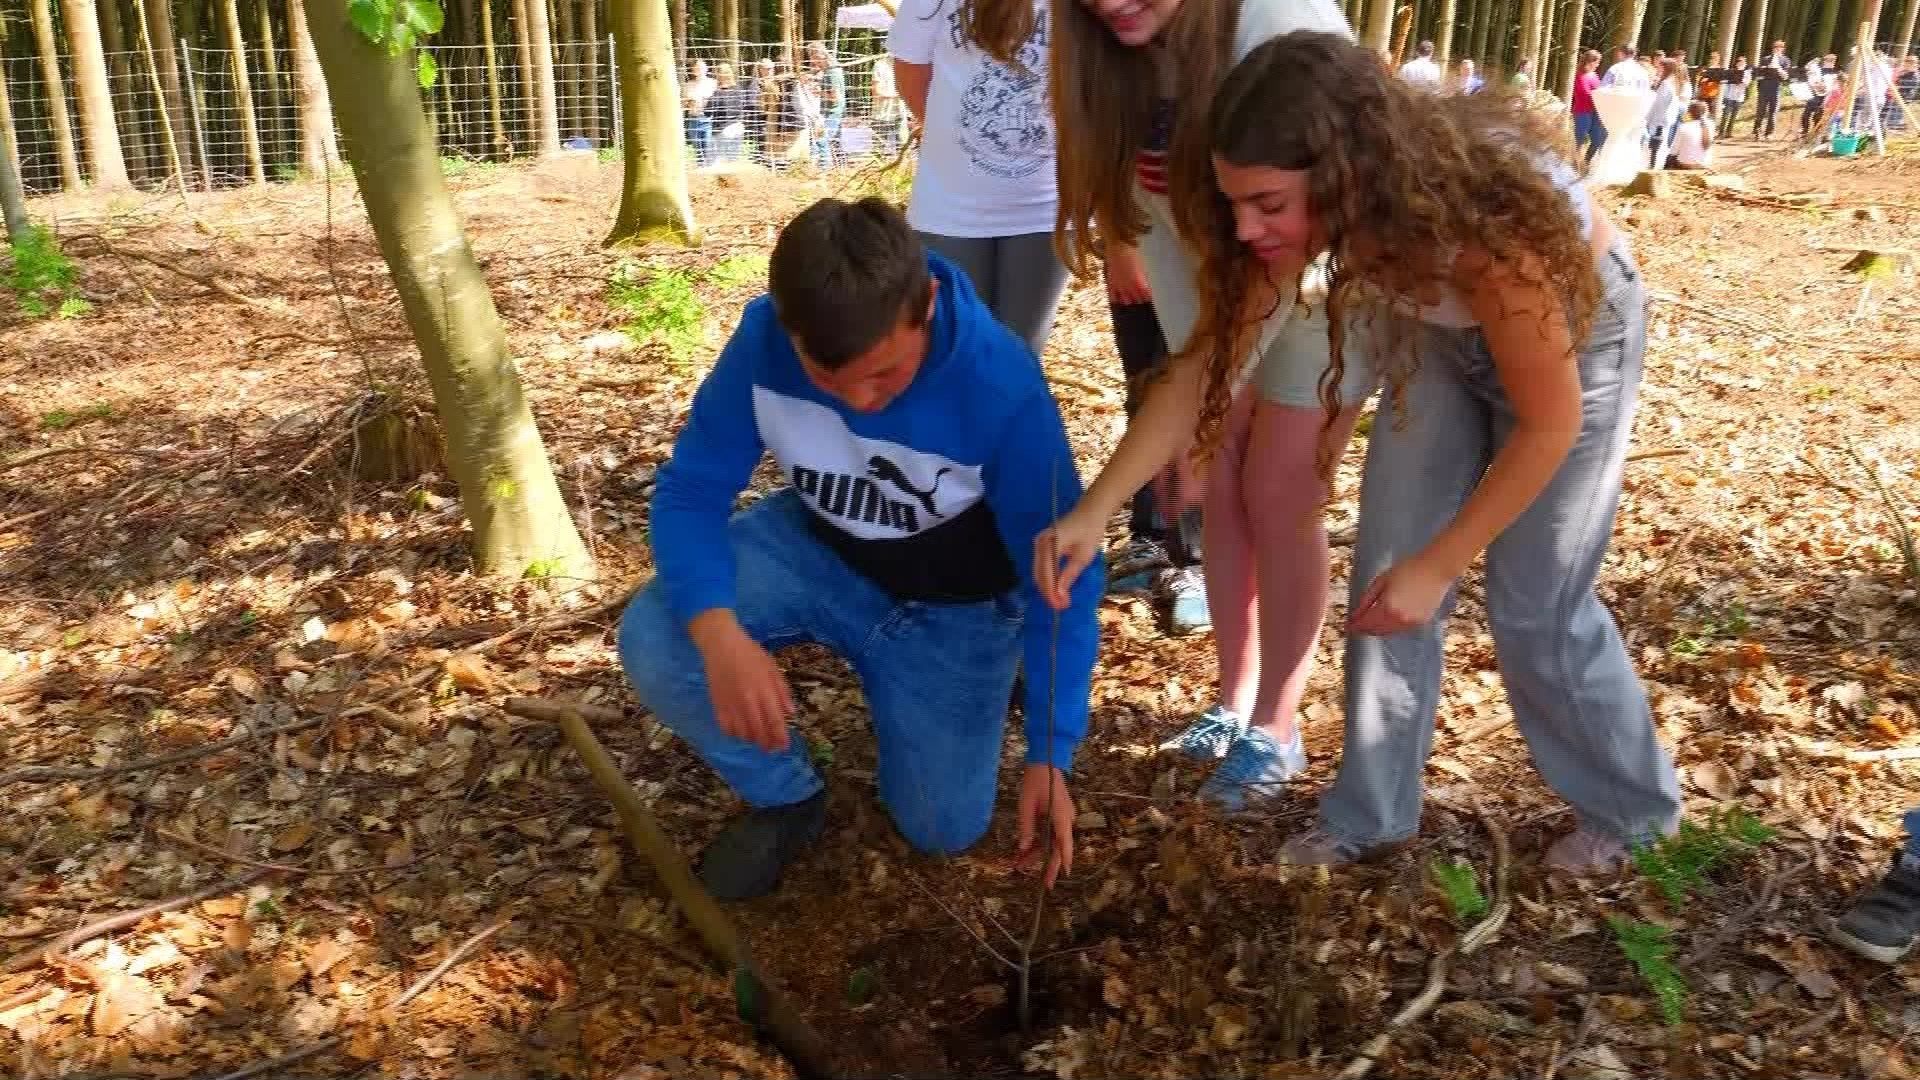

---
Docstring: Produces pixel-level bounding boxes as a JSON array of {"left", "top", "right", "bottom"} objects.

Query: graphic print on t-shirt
[
  {"left": 752, "top": 386, "right": 985, "bottom": 540},
  {"left": 952, "top": 7, "right": 1052, "bottom": 180}
]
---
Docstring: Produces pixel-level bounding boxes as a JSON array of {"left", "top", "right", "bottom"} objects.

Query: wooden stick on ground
[
  {"left": 3, "top": 869, "right": 275, "bottom": 974},
  {"left": 504, "top": 696, "right": 836, "bottom": 1080}
]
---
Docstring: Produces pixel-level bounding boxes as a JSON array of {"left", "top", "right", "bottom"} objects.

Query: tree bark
[
  {"left": 511, "top": 0, "right": 537, "bottom": 154},
  {"left": 63, "top": 0, "right": 133, "bottom": 187},
  {"left": 1365, "top": 0, "right": 1395, "bottom": 50},
  {"left": 256, "top": 0, "right": 285, "bottom": 174},
  {"left": 1714, "top": 0, "right": 1743, "bottom": 57},
  {"left": 581, "top": 0, "right": 602, "bottom": 142},
  {"left": 1678, "top": 0, "right": 1709, "bottom": 53},
  {"left": 217, "top": 0, "right": 267, "bottom": 182},
  {"left": 1518, "top": 0, "right": 1544, "bottom": 66},
  {"left": 1560, "top": 0, "right": 1588, "bottom": 96},
  {"left": 672, "top": 0, "right": 688, "bottom": 75},
  {"left": 780, "top": 0, "right": 796, "bottom": 68},
  {"left": 30, "top": 0, "right": 86, "bottom": 190},
  {"left": 303, "top": 0, "right": 595, "bottom": 582},
  {"left": 526, "top": 0, "right": 563, "bottom": 153},
  {"left": 554, "top": 0, "right": 577, "bottom": 138},
  {"left": 96, "top": 0, "right": 143, "bottom": 181},
  {"left": 1614, "top": 0, "right": 1648, "bottom": 47},
  {"left": 481, "top": 0, "right": 510, "bottom": 154},
  {"left": 1436, "top": 0, "right": 1459, "bottom": 62},
  {"left": 606, "top": 0, "right": 696, "bottom": 245},
  {"left": 1899, "top": 0, "right": 1918, "bottom": 57},
  {"left": 1812, "top": 0, "right": 1841, "bottom": 53},
  {"left": 719, "top": 0, "right": 739, "bottom": 64},
  {"left": 287, "top": 0, "right": 339, "bottom": 175},
  {"left": 137, "top": 0, "right": 192, "bottom": 187},
  {"left": 0, "top": 73, "right": 30, "bottom": 241},
  {"left": 1744, "top": 0, "right": 1768, "bottom": 57},
  {"left": 1470, "top": 0, "right": 1492, "bottom": 60},
  {"left": 132, "top": 0, "right": 186, "bottom": 190}
]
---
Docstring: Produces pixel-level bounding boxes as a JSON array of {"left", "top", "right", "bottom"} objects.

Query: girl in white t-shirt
[
  {"left": 1102, "top": 31, "right": 1680, "bottom": 870},
  {"left": 1667, "top": 100, "right": 1715, "bottom": 168},
  {"left": 888, "top": 0, "right": 1067, "bottom": 354},
  {"left": 1037, "top": 0, "right": 1374, "bottom": 813}
]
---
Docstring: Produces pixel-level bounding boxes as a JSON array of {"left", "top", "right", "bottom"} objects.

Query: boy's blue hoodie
[{"left": 650, "top": 254, "right": 1102, "bottom": 770}]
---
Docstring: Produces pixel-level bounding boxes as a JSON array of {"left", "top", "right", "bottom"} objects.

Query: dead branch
[
  {"left": 503, "top": 696, "right": 836, "bottom": 1080},
  {"left": 1338, "top": 810, "right": 1511, "bottom": 1080},
  {"left": 1625, "top": 448, "right": 1689, "bottom": 463},
  {"left": 1046, "top": 371, "right": 1118, "bottom": 399},
  {"left": 1684, "top": 853, "right": 1809, "bottom": 974},
  {"left": 1843, "top": 440, "right": 1920, "bottom": 589},
  {"left": 204, "top": 918, "right": 509, "bottom": 1080},
  {"left": 1648, "top": 290, "right": 1920, "bottom": 357},
  {"left": 2, "top": 869, "right": 274, "bottom": 974},
  {"left": 0, "top": 446, "right": 181, "bottom": 476},
  {"left": 68, "top": 239, "right": 284, "bottom": 312},
  {"left": 1542, "top": 995, "right": 1601, "bottom": 1080}
]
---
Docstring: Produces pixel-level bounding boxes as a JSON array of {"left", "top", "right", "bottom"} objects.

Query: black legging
[
  {"left": 1111, "top": 301, "right": 1202, "bottom": 565},
  {"left": 1719, "top": 97, "right": 1745, "bottom": 136}
]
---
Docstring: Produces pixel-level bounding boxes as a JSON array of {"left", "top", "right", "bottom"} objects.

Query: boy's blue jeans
[
  {"left": 618, "top": 491, "right": 1023, "bottom": 854},
  {"left": 1321, "top": 240, "right": 1683, "bottom": 849}
]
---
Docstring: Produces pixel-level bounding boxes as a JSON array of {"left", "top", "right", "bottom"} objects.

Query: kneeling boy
[{"left": 618, "top": 197, "right": 1102, "bottom": 900}]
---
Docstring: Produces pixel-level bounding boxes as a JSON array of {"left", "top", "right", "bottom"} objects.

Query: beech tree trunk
[
  {"left": 1714, "top": 0, "right": 1743, "bottom": 58},
  {"left": 217, "top": 0, "right": 266, "bottom": 182},
  {"left": 512, "top": 0, "right": 537, "bottom": 153},
  {"left": 526, "top": 0, "right": 562, "bottom": 154},
  {"left": 1812, "top": 0, "right": 1841, "bottom": 53},
  {"left": 1678, "top": 0, "right": 1709, "bottom": 54},
  {"left": 581, "top": 0, "right": 602, "bottom": 142},
  {"left": 63, "top": 0, "right": 133, "bottom": 188},
  {"left": 554, "top": 0, "right": 577, "bottom": 137},
  {"left": 29, "top": 0, "right": 86, "bottom": 190},
  {"left": 304, "top": 0, "right": 595, "bottom": 582},
  {"left": 1899, "top": 0, "right": 1918, "bottom": 57},
  {"left": 287, "top": 0, "right": 339, "bottom": 175},
  {"left": 1365, "top": 0, "right": 1396, "bottom": 49},
  {"left": 606, "top": 0, "right": 696, "bottom": 245},
  {"left": 481, "top": 0, "right": 510, "bottom": 154},
  {"left": 1435, "top": 0, "right": 1459, "bottom": 61},
  {"left": 672, "top": 0, "right": 688, "bottom": 75},
  {"left": 137, "top": 0, "right": 193, "bottom": 187},
  {"left": 256, "top": 0, "right": 285, "bottom": 173},
  {"left": 0, "top": 74, "right": 29, "bottom": 241}
]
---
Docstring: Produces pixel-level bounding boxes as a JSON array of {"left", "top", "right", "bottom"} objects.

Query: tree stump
[
  {"left": 348, "top": 394, "right": 445, "bottom": 484},
  {"left": 1624, "top": 171, "right": 1673, "bottom": 199}
]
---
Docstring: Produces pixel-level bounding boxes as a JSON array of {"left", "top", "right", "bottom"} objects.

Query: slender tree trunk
[
  {"left": 63, "top": 0, "right": 133, "bottom": 187},
  {"left": 29, "top": 0, "right": 86, "bottom": 190},
  {"left": 287, "top": 0, "right": 338, "bottom": 175},
  {"left": 581, "top": 0, "right": 601, "bottom": 142},
  {"left": 1561, "top": 0, "right": 1588, "bottom": 94},
  {"left": 138, "top": 0, "right": 192, "bottom": 187},
  {"left": 1518, "top": 0, "right": 1544, "bottom": 65},
  {"left": 1744, "top": 0, "right": 1768, "bottom": 56},
  {"left": 1813, "top": 0, "right": 1841, "bottom": 53},
  {"left": 1899, "top": 0, "right": 1918, "bottom": 57},
  {"left": 554, "top": 0, "right": 576, "bottom": 137},
  {"left": 481, "top": 0, "right": 510, "bottom": 154},
  {"left": 1470, "top": 0, "right": 1491, "bottom": 58},
  {"left": 1365, "top": 0, "right": 1396, "bottom": 49},
  {"left": 606, "top": 0, "right": 696, "bottom": 244},
  {"left": 1678, "top": 0, "right": 1709, "bottom": 52},
  {"left": 0, "top": 71, "right": 30, "bottom": 240},
  {"left": 780, "top": 0, "right": 796, "bottom": 66},
  {"left": 1714, "top": 0, "right": 1743, "bottom": 56},
  {"left": 255, "top": 0, "right": 285, "bottom": 173},
  {"left": 217, "top": 0, "right": 266, "bottom": 182},
  {"left": 1436, "top": 0, "right": 1460, "bottom": 61},
  {"left": 1615, "top": 0, "right": 1648, "bottom": 46},
  {"left": 672, "top": 0, "right": 688, "bottom": 73},
  {"left": 304, "top": 0, "right": 595, "bottom": 582},
  {"left": 95, "top": 0, "right": 141, "bottom": 181},
  {"left": 719, "top": 0, "right": 739, "bottom": 64},
  {"left": 743, "top": 0, "right": 760, "bottom": 43},
  {"left": 132, "top": 0, "right": 186, "bottom": 191},
  {"left": 511, "top": 0, "right": 537, "bottom": 153},
  {"left": 526, "top": 0, "right": 563, "bottom": 153}
]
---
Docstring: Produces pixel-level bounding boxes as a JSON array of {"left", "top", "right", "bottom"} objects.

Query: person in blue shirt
[{"left": 618, "top": 196, "right": 1103, "bottom": 900}]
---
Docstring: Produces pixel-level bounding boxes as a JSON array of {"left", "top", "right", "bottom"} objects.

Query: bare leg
[{"left": 1203, "top": 393, "right": 1259, "bottom": 718}]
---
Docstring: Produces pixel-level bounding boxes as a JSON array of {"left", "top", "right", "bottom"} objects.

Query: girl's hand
[
  {"left": 1348, "top": 556, "right": 1457, "bottom": 637},
  {"left": 1104, "top": 243, "right": 1152, "bottom": 305},
  {"left": 1033, "top": 507, "right": 1104, "bottom": 611}
]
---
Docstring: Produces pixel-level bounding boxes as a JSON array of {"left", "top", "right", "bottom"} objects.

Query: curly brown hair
[{"left": 1185, "top": 32, "right": 1601, "bottom": 463}]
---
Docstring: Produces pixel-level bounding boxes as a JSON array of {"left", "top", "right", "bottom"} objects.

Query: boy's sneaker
[
  {"left": 1158, "top": 565, "right": 1211, "bottom": 635},
  {"left": 1198, "top": 727, "right": 1307, "bottom": 813},
  {"left": 1829, "top": 854, "right": 1920, "bottom": 964},
  {"left": 1159, "top": 705, "right": 1247, "bottom": 761},
  {"left": 1278, "top": 826, "right": 1369, "bottom": 866},
  {"left": 695, "top": 790, "right": 828, "bottom": 901}
]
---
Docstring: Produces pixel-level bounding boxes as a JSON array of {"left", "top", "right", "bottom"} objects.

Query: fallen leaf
[
  {"left": 90, "top": 971, "right": 164, "bottom": 1037},
  {"left": 228, "top": 669, "right": 263, "bottom": 701},
  {"left": 1754, "top": 939, "right": 1839, "bottom": 999},
  {"left": 271, "top": 823, "right": 315, "bottom": 853},
  {"left": 383, "top": 836, "right": 416, "bottom": 868},
  {"left": 304, "top": 934, "right": 356, "bottom": 979},
  {"left": 444, "top": 653, "right": 496, "bottom": 692},
  {"left": 127, "top": 939, "right": 183, "bottom": 976},
  {"left": 1688, "top": 761, "right": 1739, "bottom": 801},
  {"left": 1533, "top": 960, "right": 1590, "bottom": 990}
]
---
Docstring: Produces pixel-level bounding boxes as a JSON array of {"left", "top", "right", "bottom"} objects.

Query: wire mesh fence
[{"left": 5, "top": 37, "right": 906, "bottom": 196}]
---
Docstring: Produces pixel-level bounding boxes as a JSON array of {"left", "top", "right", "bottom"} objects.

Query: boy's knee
[{"left": 890, "top": 800, "right": 993, "bottom": 857}]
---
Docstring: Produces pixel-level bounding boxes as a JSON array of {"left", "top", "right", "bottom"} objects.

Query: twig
[
  {"left": 1843, "top": 440, "right": 1920, "bottom": 589},
  {"left": 1624, "top": 448, "right": 1689, "bottom": 463},
  {"left": 903, "top": 870, "right": 1017, "bottom": 972},
  {"left": 203, "top": 918, "right": 510, "bottom": 1080},
  {"left": 69, "top": 239, "right": 282, "bottom": 312},
  {"left": 0, "top": 446, "right": 181, "bottom": 476},
  {"left": 1542, "top": 995, "right": 1600, "bottom": 1080},
  {"left": 1045, "top": 371, "right": 1118, "bottom": 398},
  {"left": 1647, "top": 289, "right": 1920, "bottom": 357},
  {"left": 2, "top": 869, "right": 274, "bottom": 974},
  {"left": 1683, "top": 852, "right": 1809, "bottom": 973},
  {"left": 1338, "top": 809, "right": 1511, "bottom": 1080}
]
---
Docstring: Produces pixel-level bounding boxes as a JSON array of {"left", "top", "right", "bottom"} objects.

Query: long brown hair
[
  {"left": 961, "top": 0, "right": 1040, "bottom": 65},
  {"left": 1185, "top": 31, "right": 1601, "bottom": 456},
  {"left": 1048, "top": 0, "right": 1239, "bottom": 276}
]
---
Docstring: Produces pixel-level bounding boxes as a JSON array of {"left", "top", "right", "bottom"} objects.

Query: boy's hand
[
  {"left": 689, "top": 611, "right": 796, "bottom": 752},
  {"left": 1015, "top": 764, "right": 1075, "bottom": 888}
]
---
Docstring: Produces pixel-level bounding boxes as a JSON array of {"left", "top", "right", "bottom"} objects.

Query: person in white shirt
[
  {"left": 1666, "top": 100, "right": 1714, "bottom": 167},
  {"left": 1398, "top": 40, "right": 1442, "bottom": 88},
  {"left": 888, "top": 0, "right": 1066, "bottom": 356},
  {"left": 1646, "top": 58, "right": 1686, "bottom": 167},
  {"left": 1800, "top": 54, "right": 1833, "bottom": 138},
  {"left": 1603, "top": 43, "right": 1652, "bottom": 91},
  {"left": 682, "top": 60, "right": 718, "bottom": 166},
  {"left": 1453, "top": 57, "right": 1485, "bottom": 93}
]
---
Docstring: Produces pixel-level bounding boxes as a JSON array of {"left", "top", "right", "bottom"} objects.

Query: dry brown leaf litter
[{"left": 0, "top": 149, "right": 1915, "bottom": 1079}]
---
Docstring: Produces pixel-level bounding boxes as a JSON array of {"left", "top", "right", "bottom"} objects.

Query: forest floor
[{"left": 1, "top": 139, "right": 1918, "bottom": 1080}]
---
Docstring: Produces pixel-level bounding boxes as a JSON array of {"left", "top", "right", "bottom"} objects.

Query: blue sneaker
[
  {"left": 1198, "top": 727, "right": 1307, "bottom": 813},
  {"left": 1158, "top": 566, "right": 1211, "bottom": 635},
  {"left": 1159, "top": 705, "right": 1247, "bottom": 761}
]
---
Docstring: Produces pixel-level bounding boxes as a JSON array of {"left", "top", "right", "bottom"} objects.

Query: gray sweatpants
[
  {"left": 917, "top": 231, "right": 1069, "bottom": 357},
  {"left": 1320, "top": 240, "right": 1683, "bottom": 848}
]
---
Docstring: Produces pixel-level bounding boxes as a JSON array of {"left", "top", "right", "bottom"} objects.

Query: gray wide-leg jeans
[
  {"left": 917, "top": 231, "right": 1070, "bottom": 357},
  {"left": 1320, "top": 239, "right": 1683, "bottom": 849}
]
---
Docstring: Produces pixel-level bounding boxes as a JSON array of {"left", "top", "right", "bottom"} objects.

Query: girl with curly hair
[
  {"left": 1040, "top": 31, "right": 1682, "bottom": 870},
  {"left": 1033, "top": 0, "right": 1375, "bottom": 813}
]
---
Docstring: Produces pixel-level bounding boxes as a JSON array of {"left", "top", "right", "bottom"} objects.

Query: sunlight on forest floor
[{"left": 2, "top": 147, "right": 1919, "bottom": 1079}]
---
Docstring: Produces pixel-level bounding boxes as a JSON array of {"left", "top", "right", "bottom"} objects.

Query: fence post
[
  {"left": 608, "top": 34, "right": 622, "bottom": 148},
  {"left": 178, "top": 40, "right": 212, "bottom": 191}
]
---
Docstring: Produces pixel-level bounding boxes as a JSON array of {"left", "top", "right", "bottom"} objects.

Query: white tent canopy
[{"left": 834, "top": 3, "right": 895, "bottom": 30}]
